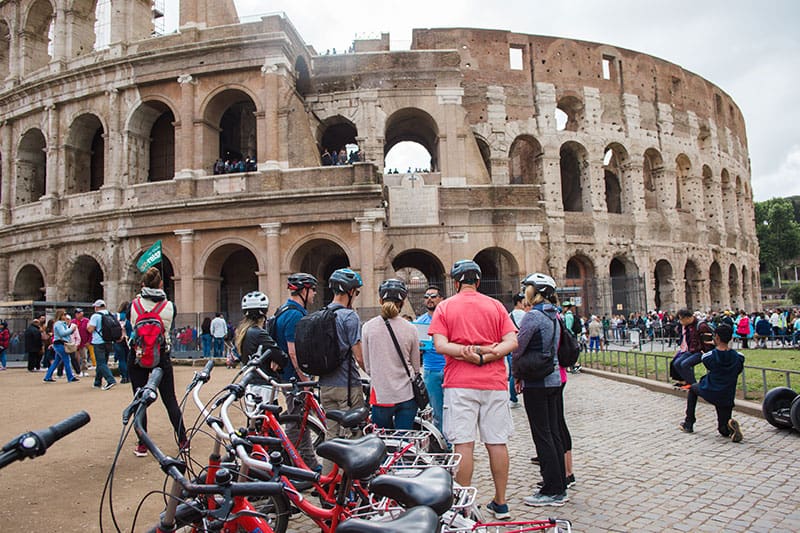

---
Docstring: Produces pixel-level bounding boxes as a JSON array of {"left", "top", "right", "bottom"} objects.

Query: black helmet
[
  {"left": 522, "top": 273, "right": 557, "bottom": 298},
  {"left": 450, "top": 260, "right": 481, "bottom": 282},
  {"left": 379, "top": 279, "right": 408, "bottom": 302},
  {"left": 328, "top": 268, "right": 363, "bottom": 293},
  {"left": 288, "top": 272, "right": 318, "bottom": 292}
]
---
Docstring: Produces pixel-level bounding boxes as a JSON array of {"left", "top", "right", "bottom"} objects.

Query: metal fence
[{"left": 582, "top": 349, "right": 800, "bottom": 401}]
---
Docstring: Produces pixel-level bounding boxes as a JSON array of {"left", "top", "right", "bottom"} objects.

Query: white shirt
[{"left": 210, "top": 316, "right": 227, "bottom": 338}]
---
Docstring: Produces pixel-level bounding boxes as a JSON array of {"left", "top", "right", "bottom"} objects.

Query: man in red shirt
[
  {"left": 428, "top": 260, "right": 518, "bottom": 519},
  {"left": 71, "top": 308, "right": 92, "bottom": 374}
]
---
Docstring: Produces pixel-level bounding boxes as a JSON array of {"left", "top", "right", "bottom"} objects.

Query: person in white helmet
[{"left": 233, "top": 291, "right": 289, "bottom": 379}]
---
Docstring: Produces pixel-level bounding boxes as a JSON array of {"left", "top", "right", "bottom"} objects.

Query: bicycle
[{"left": 0, "top": 410, "right": 90, "bottom": 469}]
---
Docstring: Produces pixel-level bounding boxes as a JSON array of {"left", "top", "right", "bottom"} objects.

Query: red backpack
[{"left": 131, "top": 299, "right": 168, "bottom": 368}]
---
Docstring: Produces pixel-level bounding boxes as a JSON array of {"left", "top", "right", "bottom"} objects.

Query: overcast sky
[{"left": 165, "top": 0, "right": 799, "bottom": 201}]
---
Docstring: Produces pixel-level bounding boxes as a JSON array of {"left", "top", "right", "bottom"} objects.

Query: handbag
[
  {"left": 64, "top": 341, "right": 78, "bottom": 354},
  {"left": 384, "top": 319, "right": 429, "bottom": 410}
]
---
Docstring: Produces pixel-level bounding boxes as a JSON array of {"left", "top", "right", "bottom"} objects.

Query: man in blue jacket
[{"left": 678, "top": 324, "right": 744, "bottom": 442}]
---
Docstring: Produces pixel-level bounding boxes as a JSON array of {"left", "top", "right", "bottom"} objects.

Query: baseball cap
[{"left": 92, "top": 299, "right": 106, "bottom": 308}]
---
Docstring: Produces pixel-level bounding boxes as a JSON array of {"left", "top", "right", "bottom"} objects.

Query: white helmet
[
  {"left": 522, "top": 273, "right": 557, "bottom": 297},
  {"left": 241, "top": 291, "right": 269, "bottom": 313}
]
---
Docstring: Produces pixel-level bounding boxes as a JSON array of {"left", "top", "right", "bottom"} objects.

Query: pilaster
[{"left": 260, "top": 223, "right": 282, "bottom": 304}]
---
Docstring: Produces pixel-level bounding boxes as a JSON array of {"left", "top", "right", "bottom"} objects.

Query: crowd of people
[
  {"left": 321, "top": 147, "right": 363, "bottom": 166},
  {"left": 212, "top": 155, "right": 258, "bottom": 175}
]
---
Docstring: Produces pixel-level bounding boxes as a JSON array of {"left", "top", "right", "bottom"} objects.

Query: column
[
  {"left": 176, "top": 74, "right": 196, "bottom": 176},
  {"left": 0, "top": 121, "right": 12, "bottom": 224},
  {"left": 174, "top": 229, "right": 195, "bottom": 312},
  {"left": 103, "top": 88, "right": 123, "bottom": 205},
  {"left": 355, "top": 216, "right": 377, "bottom": 309},
  {"left": 0, "top": 254, "right": 8, "bottom": 300},
  {"left": 260, "top": 223, "right": 281, "bottom": 304},
  {"left": 50, "top": 8, "right": 67, "bottom": 68},
  {"left": 42, "top": 104, "right": 60, "bottom": 216},
  {"left": 260, "top": 62, "right": 283, "bottom": 169}
]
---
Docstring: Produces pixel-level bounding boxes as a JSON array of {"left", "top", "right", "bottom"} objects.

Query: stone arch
[
  {"left": 13, "top": 264, "right": 46, "bottom": 300},
  {"left": 475, "top": 134, "right": 492, "bottom": 179},
  {"left": 560, "top": 141, "right": 589, "bottom": 212},
  {"left": 508, "top": 135, "right": 542, "bottom": 185},
  {"left": 391, "top": 249, "right": 447, "bottom": 314},
  {"left": 564, "top": 253, "right": 596, "bottom": 317},
  {"left": 16, "top": 128, "right": 47, "bottom": 205},
  {"left": 684, "top": 259, "right": 702, "bottom": 311},
  {"left": 23, "top": 0, "right": 54, "bottom": 74},
  {"left": 702, "top": 165, "right": 715, "bottom": 224},
  {"left": 67, "top": 0, "right": 100, "bottom": 57},
  {"left": 654, "top": 259, "right": 676, "bottom": 311},
  {"left": 294, "top": 56, "right": 311, "bottom": 96},
  {"left": 610, "top": 255, "right": 639, "bottom": 316},
  {"left": 728, "top": 263, "right": 741, "bottom": 310},
  {"left": 62, "top": 254, "right": 105, "bottom": 302},
  {"left": 384, "top": 107, "right": 440, "bottom": 172},
  {"left": 126, "top": 99, "right": 176, "bottom": 183},
  {"left": 201, "top": 87, "right": 259, "bottom": 165},
  {"left": 65, "top": 112, "right": 105, "bottom": 194},
  {"left": 675, "top": 153, "right": 691, "bottom": 211},
  {"left": 202, "top": 241, "right": 261, "bottom": 320},
  {"left": 604, "top": 143, "right": 629, "bottom": 214},
  {"left": 0, "top": 19, "right": 10, "bottom": 80},
  {"left": 556, "top": 95, "right": 584, "bottom": 132},
  {"left": 709, "top": 260, "right": 723, "bottom": 310},
  {"left": 473, "top": 247, "right": 520, "bottom": 303},
  {"left": 643, "top": 148, "right": 664, "bottom": 211},
  {"left": 318, "top": 115, "right": 358, "bottom": 162},
  {"left": 288, "top": 237, "right": 351, "bottom": 307}
]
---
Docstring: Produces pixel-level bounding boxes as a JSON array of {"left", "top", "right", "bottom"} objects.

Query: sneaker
[
  {"left": 509, "top": 400, "right": 521, "bottom": 409},
  {"left": 93, "top": 383, "right": 102, "bottom": 389},
  {"left": 530, "top": 456, "right": 540, "bottom": 464},
  {"left": 486, "top": 500, "right": 511, "bottom": 520},
  {"left": 566, "top": 474, "right": 576, "bottom": 488},
  {"left": 0, "top": 366, "right": 6, "bottom": 371},
  {"left": 679, "top": 384, "right": 692, "bottom": 391},
  {"left": 43, "top": 378, "right": 56, "bottom": 383},
  {"left": 679, "top": 422, "right": 694, "bottom": 433},
  {"left": 68, "top": 377, "right": 80, "bottom": 383},
  {"left": 133, "top": 444, "right": 148, "bottom": 457},
  {"left": 102, "top": 382, "right": 116, "bottom": 391},
  {"left": 728, "top": 419, "right": 743, "bottom": 443},
  {"left": 523, "top": 492, "right": 567, "bottom": 507},
  {"left": 81, "top": 372, "right": 89, "bottom": 377}
]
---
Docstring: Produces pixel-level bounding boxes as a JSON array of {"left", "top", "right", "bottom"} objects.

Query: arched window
[
  {"left": 508, "top": 135, "right": 542, "bottom": 185},
  {"left": 16, "top": 129, "right": 47, "bottom": 205},
  {"left": 384, "top": 108, "right": 439, "bottom": 173},
  {"left": 560, "top": 141, "right": 589, "bottom": 212},
  {"left": 66, "top": 113, "right": 105, "bottom": 193},
  {"left": 556, "top": 96, "right": 584, "bottom": 132},
  {"left": 319, "top": 116, "right": 359, "bottom": 166},
  {"left": 23, "top": 0, "right": 54, "bottom": 74},
  {"left": 603, "top": 144, "right": 628, "bottom": 214},
  {"left": 643, "top": 148, "right": 663, "bottom": 211}
]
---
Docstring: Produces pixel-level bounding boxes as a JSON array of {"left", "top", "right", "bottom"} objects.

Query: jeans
[
  {"left": 0, "top": 348, "right": 6, "bottom": 368},
  {"left": 212, "top": 337, "right": 224, "bottom": 358},
  {"left": 92, "top": 343, "right": 117, "bottom": 386},
  {"left": 201, "top": 334, "right": 212, "bottom": 358},
  {"left": 673, "top": 351, "right": 701, "bottom": 384},
  {"left": 422, "top": 368, "right": 445, "bottom": 434},
  {"left": 684, "top": 384, "right": 734, "bottom": 436},
  {"left": 44, "top": 344, "right": 76, "bottom": 381},
  {"left": 506, "top": 354, "right": 518, "bottom": 402},
  {"left": 371, "top": 398, "right": 418, "bottom": 430},
  {"left": 114, "top": 342, "right": 129, "bottom": 380},
  {"left": 522, "top": 386, "right": 566, "bottom": 495},
  {"left": 589, "top": 336, "right": 600, "bottom": 353}
]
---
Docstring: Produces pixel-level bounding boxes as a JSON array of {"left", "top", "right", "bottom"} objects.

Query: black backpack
[
  {"left": 100, "top": 312, "right": 123, "bottom": 343},
  {"left": 557, "top": 316, "right": 581, "bottom": 367},
  {"left": 570, "top": 314, "right": 583, "bottom": 336},
  {"left": 513, "top": 311, "right": 557, "bottom": 381},
  {"left": 294, "top": 306, "right": 348, "bottom": 376},
  {"left": 266, "top": 303, "right": 292, "bottom": 340}
]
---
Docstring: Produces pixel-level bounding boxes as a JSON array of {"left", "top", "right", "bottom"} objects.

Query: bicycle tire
[{"left": 276, "top": 414, "right": 326, "bottom": 449}]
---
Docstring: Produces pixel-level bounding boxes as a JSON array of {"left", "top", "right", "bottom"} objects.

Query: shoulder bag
[{"left": 384, "top": 319, "right": 429, "bottom": 410}]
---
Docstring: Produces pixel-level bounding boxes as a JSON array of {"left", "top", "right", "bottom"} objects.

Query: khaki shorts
[{"left": 443, "top": 387, "right": 513, "bottom": 445}]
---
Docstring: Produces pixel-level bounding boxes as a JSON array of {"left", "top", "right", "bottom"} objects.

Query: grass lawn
[{"left": 584, "top": 346, "right": 800, "bottom": 401}]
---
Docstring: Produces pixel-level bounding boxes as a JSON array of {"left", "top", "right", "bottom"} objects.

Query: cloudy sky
[{"left": 165, "top": 0, "right": 799, "bottom": 201}]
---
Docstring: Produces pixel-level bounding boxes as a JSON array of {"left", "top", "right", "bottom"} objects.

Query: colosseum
[{"left": 0, "top": 0, "right": 759, "bottom": 324}]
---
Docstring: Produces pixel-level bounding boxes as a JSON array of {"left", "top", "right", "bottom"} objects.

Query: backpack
[
  {"left": 100, "top": 312, "right": 123, "bottom": 343},
  {"left": 266, "top": 303, "right": 292, "bottom": 340},
  {"left": 131, "top": 299, "right": 168, "bottom": 369},
  {"left": 557, "top": 316, "right": 581, "bottom": 367},
  {"left": 570, "top": 314, "right": 583, "bottom": 336},
  {"left": 513, "top": 311, "right": 557, "bottom": 381},
  {"left": 294, "top": 306, "right": 348, "bottom": 376}
]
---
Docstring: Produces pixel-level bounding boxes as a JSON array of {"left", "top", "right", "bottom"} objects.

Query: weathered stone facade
[{"left": 0, "top": 1, "right": 759, "bottom": 319}]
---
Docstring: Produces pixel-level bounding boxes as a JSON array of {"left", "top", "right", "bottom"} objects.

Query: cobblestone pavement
[{"left": 288, "top": 373, "right": 799, "bottom": 532}]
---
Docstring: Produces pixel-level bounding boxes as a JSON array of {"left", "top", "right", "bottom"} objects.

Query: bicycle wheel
[
  {"left": 249, "top": 492, "right": 290, "bottom": 533},
  {"left": 274, "top": 414, "right": 326, "bottom": 468}
]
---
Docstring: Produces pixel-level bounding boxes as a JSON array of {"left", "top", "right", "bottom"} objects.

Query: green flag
[{"left": 136, "top": 240, "right": 162, "bottom": 273}]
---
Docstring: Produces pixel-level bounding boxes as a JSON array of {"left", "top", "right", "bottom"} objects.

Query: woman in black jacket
[{"left": 233, "top": 291, "right": 288, "bottom": 381}]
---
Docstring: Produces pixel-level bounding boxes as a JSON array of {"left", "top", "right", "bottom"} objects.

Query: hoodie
[
  {"left": 512, "top": 302, "right": 561, "bottom": 388},
  {"left": 697, "top": 348, "right": 745, "bottom": 407}
]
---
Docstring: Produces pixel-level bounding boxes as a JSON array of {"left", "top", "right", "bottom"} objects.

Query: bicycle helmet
[
  {"left": 241, "top": 291, "right": 269, "bottom": 314},
  {"left": 287, "top": 272, "right": 318, "bottom": 291},
  {"left": 521, "top": 273, "right": 557, "bottom": 297},
  {"left": 450, "top": 260, "right": 481, "bottom": 282},
  {"left": 379, "top": 279, "right": 408, "bottom": 302},
  {"left": 328, "top": 268, "right": 363, "bottom": 293}
]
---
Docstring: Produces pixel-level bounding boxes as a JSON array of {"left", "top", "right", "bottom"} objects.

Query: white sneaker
[{"left": 509, "top": 400, "right": 521, "bottom": 409}]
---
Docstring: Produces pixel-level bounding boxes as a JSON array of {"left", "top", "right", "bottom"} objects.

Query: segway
[{"left": 762, "top": 387, "right": 800, "bottom": 431}]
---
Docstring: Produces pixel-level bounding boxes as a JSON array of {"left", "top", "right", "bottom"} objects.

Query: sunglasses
[{"left": 423, "top": 293, "right": 440, "bottom": 299}]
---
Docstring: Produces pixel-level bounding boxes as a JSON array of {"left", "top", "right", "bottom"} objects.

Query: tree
[
  {"left": 789, "top": 285, "right": 800, "bottom": 305},
  {"left": 755, "top": 198, "right": 800, "bottom": 286}
]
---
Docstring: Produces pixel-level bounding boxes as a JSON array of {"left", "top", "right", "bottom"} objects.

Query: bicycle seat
[
  {"left": 369, "top": 466, "right": 453, "bottom": 515},
  {"left": 316, "top": 435, "right": 386, "bottom": 479},
  {"left": 336, "top": 505, "right": 439, "bottom": 533},
  {"left": 326, "top": 406, "right": 369, "bottom": 428}
]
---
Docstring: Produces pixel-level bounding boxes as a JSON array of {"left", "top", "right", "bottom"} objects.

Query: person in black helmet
[
  {"left": 428, "top": 259, "right": 518, "bottom": 520},
  {"left": 362, "top": 279, "right": 421, "bottom": 430}
]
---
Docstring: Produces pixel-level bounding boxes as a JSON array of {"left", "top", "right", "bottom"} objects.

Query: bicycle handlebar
[{"left": 0, "top": 411, "right": 91, "bottom": 469}]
